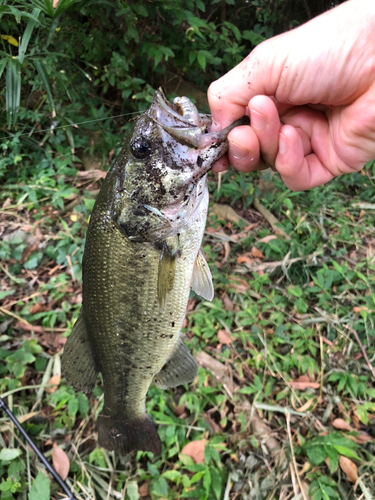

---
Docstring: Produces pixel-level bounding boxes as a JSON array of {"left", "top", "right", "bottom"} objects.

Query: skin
[{"left": 208, "top": 0, "right": 375, "bottom": 191}]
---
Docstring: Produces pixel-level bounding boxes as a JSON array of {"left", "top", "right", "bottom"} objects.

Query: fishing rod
[{"left": 0, "top": 397, "right": 78, "bottom": 500}]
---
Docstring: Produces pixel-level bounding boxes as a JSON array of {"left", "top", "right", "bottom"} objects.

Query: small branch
[
  {"left": 343, "top": 324, "right": 375, "bottom": 380},
  {"left": 253, "top": 197, "right": 290, "bottom": 239},
  {"left": 286, "top": 412, "right": 309, "bottom": 500}
]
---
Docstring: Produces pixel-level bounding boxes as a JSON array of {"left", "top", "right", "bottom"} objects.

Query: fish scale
[{"left": 62, "top": 89, "right": 248, "bottom": 455}]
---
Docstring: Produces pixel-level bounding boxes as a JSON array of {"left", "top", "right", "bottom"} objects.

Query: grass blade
[
  {"left": 6, "top": 59, "right": 21, "bottom": 129},
  {"left": 19, "top": 8, "right": 40, "bottom": 64},
  {"left": 34, "top": 59, "right": 56, "bottom": 117}
]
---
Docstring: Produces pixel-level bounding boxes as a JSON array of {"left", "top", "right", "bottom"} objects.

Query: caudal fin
[{"left": 97, "top": 413, "right": 161, "bottom": 456}]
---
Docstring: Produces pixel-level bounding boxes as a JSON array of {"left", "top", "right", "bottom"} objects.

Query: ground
[{"left": 0, "top": 154, "right": 375, "bottom": 500}]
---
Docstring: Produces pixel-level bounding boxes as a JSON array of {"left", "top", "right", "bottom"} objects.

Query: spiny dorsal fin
[
  {"left": 157, "top": 243, "right": 176, "bottom": 305},
  {"left": 191, "top": 249, "right": 214, "bottom": 301},
  {"left": 61, "top": 309, "right": 98, "bottom": 394},
  {"left": 154, "top": 340, "right": 198, "bottom": 389}
]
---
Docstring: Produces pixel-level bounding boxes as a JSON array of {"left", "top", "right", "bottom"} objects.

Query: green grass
[{"left": 1, "top": 148, "right": 375, "bottom": 500}]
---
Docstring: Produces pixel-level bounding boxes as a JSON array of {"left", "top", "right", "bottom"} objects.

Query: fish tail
[{"left": 97, "top": 413, "right": 161, "bottom": 456}]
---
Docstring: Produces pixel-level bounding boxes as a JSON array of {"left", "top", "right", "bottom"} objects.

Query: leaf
[
  {"left": 251, "top": 246, "right": 264, "bottom": 259},
  {"left": 333, "top": 445, "right": 360, "bottom": 460},
  {"left": 339, "top": 456, "right": 358, "bottom": 483},
  {"left": 28, "top": 471, "right": 50, "bottom": 500},
  {"left": 237, "top": 254, "right": 254, "bottom": 266},
  {"left": 289, "top": 375, "right": 320, "bottom": 390},
  {"left": 45, "top": 374, "right": 61, "bottom": 394},
  {"left": 258, "top": 235, "right": 278, "bottom": 243},
  {"left": 181, "top": 439, "right": 206, "bottom": 464},
  {"left": 211, "top": 203, "right": 245, "bottom": 224},
  {"left": 1, "top": 35, "right": 18, "bottom": 47},
  {"left": 18, "top": 8, "right": 40, "bottom": 64},
  {"left": 306, "top": 443, "right": 326, "bottom": 465},
  {"left": 0, "top": 448, "right": 22, "bottom": 461},
  {"left": 217, "top": 329, "right": 233, "bottom": 345},
  {"left": 197, "top": 52, "right": 206, "bottom": 71},
  {"left": 138, "top": 482, "right": 149, "bottom": 497},
  {"left": 34, "top": 60, "right": 55, "bottom": 117},
  {"left": 126, "top": 480, "right": 140, "bottom": 500},
  {"left": 332, "top": 419, "right": 354, "bottom": 432},
  {"left": 6, "top": 58, "right": 21, "bottom": 129},
  {"left": 52, "top": 443, "right": 70, "bottom": 480}
]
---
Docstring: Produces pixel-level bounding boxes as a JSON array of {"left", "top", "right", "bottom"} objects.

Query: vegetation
[{"left": 1, "top": 0, "right": 374, "bottom": 499}]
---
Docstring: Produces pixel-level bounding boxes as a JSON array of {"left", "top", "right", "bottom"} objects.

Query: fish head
[{"left": 114, "top": 89, "right": 248, "bottom": 242}]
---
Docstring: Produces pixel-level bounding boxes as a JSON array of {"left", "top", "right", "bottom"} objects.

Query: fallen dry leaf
[
  {"left": 351, "top": 432, "right": 373, "bottom": 444},
  {"left": 29, "top": 303, "right": 46, "bottom": 314},
  {"left": 296, "top": 397, "right": 317, "bottom": 413},
  {"left": 211, "top": 204, "right": 246, "bottom": 224},
  {"left": 289, "top": 375, "right": 320, "bottom": 390},
  {"left": 339, "top": 456, "right": 357, "bottom": 483},
  {"left": 217, "top": 329, "right": 233, "bottom": 345},
  {"left": 180, "top": 439, "right": 206, "bottom": 464},
  {"left": 251, "top": 246, "right": 264, "bottom": 259},
  {"left": 52, "top": 443, "right": 70, "bottom": 480},
  {"left": 352, "top": 306, "right": 369, "bottom": 313},
  {"left": 229, "top": 277, "right": 249, "bottom": 293},
  {"left": 332, "top": 418, "right": 354, "bottom": 432},
  {"left": 222, "top": 295, "right": 233, "bottom": 311},
  {"left": 257, "top": 235, "right": 278, "bottom": 243},
  {"left": 45, "top": 375, "right": 61, "bottom": 394},
  {"left": 138, "top": 482, "right": 149, "bottom": 497},
  {"left": 237, "top": 254, "right": 254, "bottom": 266}
]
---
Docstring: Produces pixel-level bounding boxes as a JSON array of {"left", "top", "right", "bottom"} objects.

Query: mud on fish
[{"left": 62, "top": 89, "right": 248, "bottom": 455}]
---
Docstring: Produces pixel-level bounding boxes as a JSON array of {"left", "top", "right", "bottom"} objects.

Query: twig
[
  {"left": 343, "top": 324, "right": 375, "bottom": 380},
  {"left": 253, "top": 197, "right": 290, "bottom": 239},
  {"left": 286, "top": 412, "right": 308, "bottom": 500},
  {"left": 237, "top": 250, "right": 322, "bottom": 273},
  {"left": 0, "top": 397, "right": 78, "bottom": 500},
  {"left": 0, "top": 306, "right": 31, "bottom": 326}
]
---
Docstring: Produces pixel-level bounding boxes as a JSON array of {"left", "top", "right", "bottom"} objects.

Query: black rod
[{"left": 0, "top": 397, "right": 78, "bottom": 500}]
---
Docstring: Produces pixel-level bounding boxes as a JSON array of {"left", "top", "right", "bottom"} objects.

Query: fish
[{"left": 62, "top": 89, "right": 248, "bottom": 456}]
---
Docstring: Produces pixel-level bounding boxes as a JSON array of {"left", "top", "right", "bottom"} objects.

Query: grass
[{"left": 1, "top": 137, "right": 375, "bottom": 500}]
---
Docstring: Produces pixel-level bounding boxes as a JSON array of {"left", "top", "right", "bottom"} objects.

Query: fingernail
[
  {"left": 279, "top": 133, "right": 289, "bottom": 154},
  {"left": 251, "top": 110, "right": 266, "bottom": 131},
  {"left": 230, "top": 143, "right": 249, "bottom": 161}
]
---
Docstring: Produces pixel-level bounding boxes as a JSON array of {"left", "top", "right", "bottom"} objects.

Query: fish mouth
[{"left": 150, "top": 88, "right": 249, "bottom": 150}]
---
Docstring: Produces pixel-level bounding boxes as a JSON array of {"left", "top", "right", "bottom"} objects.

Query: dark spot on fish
[
  {"left": 171, "top": 322, "right": 175, "bottom": 327},
  {"left": 146, "top": 366, "right": 152, "bottom": 369},
  {"left": 197, "top": 156, "right": 203, "bottom": 167},
  {"left": 169, "top": 334, "right": 173, "bottom": 339}
]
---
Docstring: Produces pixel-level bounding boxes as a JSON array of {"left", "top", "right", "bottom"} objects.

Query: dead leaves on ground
[
  {"left": 180, "top": 439, "right": 206, "bottom": 464},
  {"left": 289, "top": 375, "right": 320, "bottom": 390},
  {"left": 52, "top": 443, "right": 70, "bottom": 480}
]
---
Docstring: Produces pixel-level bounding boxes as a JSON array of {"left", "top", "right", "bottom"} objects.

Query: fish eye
[{"left": 130, "top": 138, "right": 152, "bottom": 159}]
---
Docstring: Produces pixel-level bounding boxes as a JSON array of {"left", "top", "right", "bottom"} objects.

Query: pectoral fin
[
  {"left": 61, "top": 309, "right": 98, "bottom": 394},
  {"left": 157, "top": 243, "right": 176, "bottom": 305},
  {"left": 154, "top": 340, "right": 198, "bottom": 389},
  {"left": 191, "top": 249, "right": 214, "bottom": 301}
]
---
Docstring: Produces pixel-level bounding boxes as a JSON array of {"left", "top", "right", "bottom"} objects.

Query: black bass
[{"left": 62, "top": 89, "right": 248, "bottom": 455}]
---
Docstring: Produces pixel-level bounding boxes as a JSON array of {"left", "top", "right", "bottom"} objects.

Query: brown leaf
[
  {"left": 296, "top": 397, "right": 317, "bottom": 413},
  {"left": 45, "top": 375, "right": 61, "bottom": 394},
  {"left": 180, "top": 439, "right": 206, "bottom": 464},
  {"left": 204, "top": 414, "right": 221, "bottom": 433},
  {"left": 211, "top": 204, "right": 246, "bottom": 224},
  {"left": 289, "top": 375, "right": 320, "bottom": 390},
  {"left": 251, "top": 246, "right": 264, "bottom": 259},
  {"left": 237, "top": 254, "right": 254, "bottom": 266},
  {"left": 229, "top": 277, "right": 249, "bottom": 293},
  {"left": 332, "top": 418, "right": 354, "bottom": 432},
  {"left": 138, "top": 482, "right": 149, "bottom": 497},
  {"left": 52, "top": 443, "right": 70, "bottom": 480},
  {"left": 339, "top": 456, "right": 357, "bottom": 483},
  {"left": 29, "top": 303, "right": 46, "bottom": 314},
  {"left": 351, "top": 432, "right": 373, "bottom": 444},
  {"left": 222, "top": 295, "right": 233, "bottom": 311},
  {"left": 217, "top": 329, "right": 233, "bottom": 345},
  {"left": 257, "top": 235, "right": 278, "bottom": 243}
]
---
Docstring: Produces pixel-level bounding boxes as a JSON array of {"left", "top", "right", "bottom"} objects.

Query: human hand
[{"left": 208, "top": 0, "right": 375, "bottom": 190}]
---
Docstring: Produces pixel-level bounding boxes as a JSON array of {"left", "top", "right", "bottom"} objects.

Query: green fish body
[{"left": 62, "top": 90, "right": 248, "bottom": 455}]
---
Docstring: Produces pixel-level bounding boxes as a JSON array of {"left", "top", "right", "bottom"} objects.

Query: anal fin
[
  {"left": 191, "top": 249, "right": 214, "bottom": 301},
  {"left": 62, "top": 308, "right": 98, "bottom": 394},
  {"left": 154, "top": 340, "right": 198, "bottom": 389}
]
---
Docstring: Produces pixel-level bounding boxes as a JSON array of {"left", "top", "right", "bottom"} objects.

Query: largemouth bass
[{"left": 62, "top": 89, "right": 248, "bottom": 455}]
